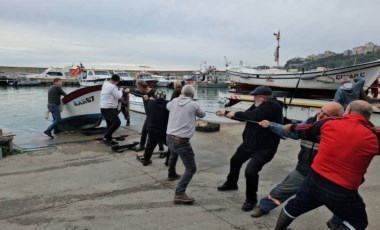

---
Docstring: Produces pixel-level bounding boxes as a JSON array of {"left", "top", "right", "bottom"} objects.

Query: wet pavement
[{"left": 0, "top": 124, "right": 379, "bottom": 230}]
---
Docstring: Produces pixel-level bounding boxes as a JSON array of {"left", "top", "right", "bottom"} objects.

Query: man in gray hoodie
[
  {"left": 334, "top": 76, "right": 365, "bottom": 109},
  {"left": 166, "top": 85, "right": 206, "bottom": 204}
]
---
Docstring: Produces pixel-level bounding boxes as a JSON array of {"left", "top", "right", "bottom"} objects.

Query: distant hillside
[{"left": 285, "top": 50, "right": 380, "bottom": 70}]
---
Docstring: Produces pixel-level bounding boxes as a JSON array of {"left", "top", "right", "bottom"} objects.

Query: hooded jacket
[
  {"left": 334, "top": 77, "right": 365, "bottom": 109},
  {"left": 166, "top": 95, "right": 206, "bottom": 138},
  {"left": 233, "top": 99, "right": 283, "bottom": 151}
]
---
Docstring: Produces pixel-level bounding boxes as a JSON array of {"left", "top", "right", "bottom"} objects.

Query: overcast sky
[{"left": 0, "top": 0, "right": 379, "bottom": 70}]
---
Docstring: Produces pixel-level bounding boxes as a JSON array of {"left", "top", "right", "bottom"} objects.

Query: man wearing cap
[
  {"left": 139, "top": 90, "right": 170, "bottom": 166},
  {"left": 216, "top": 86, "right": 283, "bottom": 212}
]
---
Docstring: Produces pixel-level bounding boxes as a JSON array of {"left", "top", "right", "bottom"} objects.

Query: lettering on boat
[
  {"left": 73, "top": 96, "right": 95, "bottom": 106},
  {"left": 335, "top": 72, "right": 365, "bottom": 80}
]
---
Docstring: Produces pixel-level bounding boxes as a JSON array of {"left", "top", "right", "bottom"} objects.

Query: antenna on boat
[
  {"left": 224, "top": 56, "right": 229, "bottom": 67},
  {"left": 273, "top": 30, "right": 280, "bottom": 68}
]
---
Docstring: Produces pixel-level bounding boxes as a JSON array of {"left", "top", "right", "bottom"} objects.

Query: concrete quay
[{"left": 0, "top": 124, "right": 379, "bottom": 230}]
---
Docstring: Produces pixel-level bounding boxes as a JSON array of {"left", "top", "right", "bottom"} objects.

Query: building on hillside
[
  {"left": 353, "top": 42, "right": 380, "bottom": 55},
  {"left": 305, "top": 54, "right": 317, "bottom": 60},
  {"left": 323, "top": 50, "right": 336, "bottom": 57},
  {"left": 343, "top": 50, "right": 353, "bottom": 56},
  {"left": 306, "top": 51, "right": 336, "bottom": 60}
]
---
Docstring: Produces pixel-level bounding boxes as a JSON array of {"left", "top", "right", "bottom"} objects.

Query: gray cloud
[{"left": 0, "top": 0, "right": 379, "bottom": 69}]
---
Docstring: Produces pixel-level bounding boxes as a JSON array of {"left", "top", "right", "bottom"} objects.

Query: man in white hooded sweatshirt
[{"left": 166, "top": 85, "right": 206, "bottom": 204}]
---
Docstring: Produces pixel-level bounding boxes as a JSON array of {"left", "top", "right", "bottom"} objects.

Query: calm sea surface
[{"left": 0, "top": 86, "right": 229, "bottom": 139}]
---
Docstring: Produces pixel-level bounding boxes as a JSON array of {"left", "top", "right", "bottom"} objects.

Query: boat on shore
[
  {"left": 219, "top": 92, "right": 380, "bottom": 127},
  {"left": 227, "top": 60, "right": 380, "bottom": 99},
  {"left": 58, "top": 85, "right": 103, "bottom": 131}
]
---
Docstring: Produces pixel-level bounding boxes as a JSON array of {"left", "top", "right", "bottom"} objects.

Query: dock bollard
[{"left": 196, "top": 120, "right": 220, "bottom": 132}]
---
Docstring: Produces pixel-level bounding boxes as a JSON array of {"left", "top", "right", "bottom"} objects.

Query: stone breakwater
[{"left": 0, "top": 66, "right": 226, "bottom": 77}]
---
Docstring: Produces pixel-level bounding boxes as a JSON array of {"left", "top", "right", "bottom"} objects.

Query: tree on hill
[{"left": 285, "top": 50, "right": 380, "bottom": 70}]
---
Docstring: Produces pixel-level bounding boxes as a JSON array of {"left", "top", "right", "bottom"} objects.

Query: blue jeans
[
  {"left": 166, "top": 135, "right": 197, "bottom": 195},
  {"left": 283, "top": 170, "right": 368, "bottom": 230},
  {"left": 46, "top": 103, "right": 61, "bottom": 133},
  {"left": 260, "top": 169, "right": 305, "bottom": 213}
]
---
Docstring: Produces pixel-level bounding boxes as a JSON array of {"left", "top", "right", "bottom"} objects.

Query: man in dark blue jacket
[{"left": 216, "top": 86, "right": 283, "bottom": 212}]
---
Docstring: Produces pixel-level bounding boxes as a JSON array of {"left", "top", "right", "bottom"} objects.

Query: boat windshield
[
  {"left": 94, "top": 71, "right": 110, "bottom": 76},
  {"left": 47, "top": 71, "right": 63, "bottom": 76},
  {"left": 117, "top": 73, "right": 129, "bottom": 77},
  {"left": 139, "top": 75, "right": 152, "bottom": 80}
]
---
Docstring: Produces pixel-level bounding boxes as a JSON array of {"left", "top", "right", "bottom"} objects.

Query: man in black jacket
[
  {"left": 216, "top": 86, "right": 283, "bottom": 212},
  {"left": 139, "top": 90, "right": 171, "bottom": 166}
]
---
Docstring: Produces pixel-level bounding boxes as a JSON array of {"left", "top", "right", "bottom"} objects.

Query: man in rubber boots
[
  {"left": 251, "top": 102, "right": 343, "bottom": 221},
  {"left": 274, "top": 100, "right": 379, "bottom": 230}
]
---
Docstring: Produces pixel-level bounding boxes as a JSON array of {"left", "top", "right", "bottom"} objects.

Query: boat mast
[{"left": 274, "top": 30, "right": 280, "bottom": 68}]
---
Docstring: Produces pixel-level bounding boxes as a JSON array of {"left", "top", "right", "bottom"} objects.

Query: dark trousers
[
  {"left": 167, "top": 135, "right": 196, "bottom": 195},
  {"left": 144, "top": 131, "right": 169, "bottom": 161},
  {"left": 226, "top": 144, "right": 276, "bottom": 202},
  {"left": 101, "top": 108, "right": 121, "bottom": 141},
  {"left": 283, "top": 170, "right": 368, "bottom": 230},
  {"left": 121, "top": 103, "right": 130, "bottom": 124},
  {"left": 139, "top": 118, "right": 164, "bottom": 150}
]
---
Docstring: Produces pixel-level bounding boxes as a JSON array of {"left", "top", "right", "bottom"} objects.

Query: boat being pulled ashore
[
  {"left": 227, "top": 60, "right": 380, "bottom": 99},
  {"left": 58, "top": 85, "right": 103, "bottom": 131}
]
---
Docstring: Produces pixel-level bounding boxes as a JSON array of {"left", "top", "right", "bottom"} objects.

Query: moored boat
[
  {"left": 135, "top": 72, "right": 158, "bottom": 88},
  {"left": 77, "top": 69, "right": 111, "bottom": 87},
  {"left": 227, "top": 60, "right": 380, "bottom": 99},
  {"left": 8, "top": 78, "right": 42, "bottom": 86},
  {"left": 112, "top": 71, "right": 135, "bottom": 87},
  {"left": 151, "top": 74, "right": 171, "bottom": 87},
  {"left": 27, "top": 67, "right": 73, "bottom": 79}
]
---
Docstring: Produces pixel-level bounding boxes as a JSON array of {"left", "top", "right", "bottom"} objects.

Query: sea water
[{"left": 0, "top": 86, "right": 228, "bottom": 140}]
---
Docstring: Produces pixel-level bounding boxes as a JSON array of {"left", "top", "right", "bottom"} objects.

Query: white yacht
[
  {"left": 77, "top": 69, "right": 111, "bottom": 87},
  {"left": 27, "top": 67, "right": 72, "bottom": 79},
  {"left": 112, "top": 71, "right": 135, "bottom": 87}
]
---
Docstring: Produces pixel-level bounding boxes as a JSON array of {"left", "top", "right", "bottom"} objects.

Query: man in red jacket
[{"left": 275, "top": 100, "right": 379, "bottom": 230}]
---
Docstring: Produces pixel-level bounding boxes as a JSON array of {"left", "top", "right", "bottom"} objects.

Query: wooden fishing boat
[
  {"left": 58, "top": 85, "right": 103, "bottom": 131},
  {"left": 227, "top": 60, "right": 380, "bottom": 99}
]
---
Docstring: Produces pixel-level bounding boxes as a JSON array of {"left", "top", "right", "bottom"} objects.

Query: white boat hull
[
  {"left": 58, "top": 85, "right": 103, "bottom": 130},
  {"left": 227, "top": 60, "right": 380, "bottom": 98},
  {"left": 223, "top": 93, "right": 380, "bottom": 127}
]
